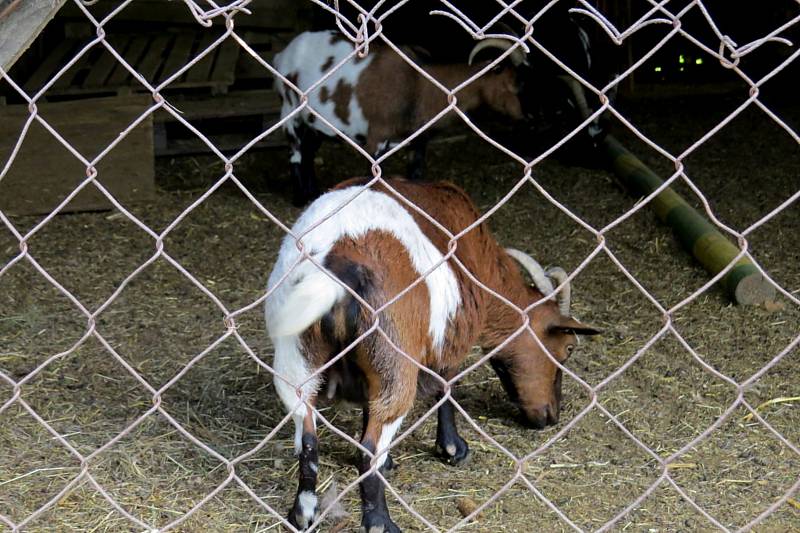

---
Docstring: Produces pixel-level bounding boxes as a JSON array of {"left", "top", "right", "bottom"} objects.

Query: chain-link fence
[{"left": 1, "top": 0, "right": 798, "bottom": 531}]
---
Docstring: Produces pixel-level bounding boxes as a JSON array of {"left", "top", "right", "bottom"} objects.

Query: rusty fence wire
[{"left": 0, "top": 0, "right": 798, "bottom": 531}]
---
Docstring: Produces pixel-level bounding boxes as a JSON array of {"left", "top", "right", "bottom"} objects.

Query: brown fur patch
[
  {"left": 300, "top": 178, "right": 590, "bottom": 430},
  {"left": 331, "top": 79, "right": 353, "bottom": 125},
  {"left": 321, "top": 55, "right": 335, "bottom": 71},
  {"left": 320, "top": 86, "right": 330, "bottom": 102}
]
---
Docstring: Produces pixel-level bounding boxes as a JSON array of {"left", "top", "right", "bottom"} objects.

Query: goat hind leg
[
  {"left": 287, "top": 407, "right": 320, "bottom": 530},
  {"left": 358, "top": 412, "right": 404, "bottom": 533},
  {"left": 361, "top": 404, "right": 395, "bottom": 474}
]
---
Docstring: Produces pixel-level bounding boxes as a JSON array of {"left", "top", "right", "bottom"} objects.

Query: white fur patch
[
  {"left": 375, "top": 416, "right": 404, "bottom": 468},
  {"left": 268, "top": 269, "right": 346, "bottom": 338},
  {"left": 297, "top": 491, "right": 318, "bottom": 524},
  {"left": 265, "top": 186, "right": 461, "bottom": 354},
  {"left": 274, "top": 30, "right": 374, "bottom": 143}
]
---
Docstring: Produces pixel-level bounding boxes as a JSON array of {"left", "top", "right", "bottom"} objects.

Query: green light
[
  {"left": 695, "top": 57, "right": 704, "bottom": 65},
  {"left": 654, "top": 66, "right": 662, "bottom": 72},
  {"left": 679, "top": 54, "right": 686, "bottom": 64}
]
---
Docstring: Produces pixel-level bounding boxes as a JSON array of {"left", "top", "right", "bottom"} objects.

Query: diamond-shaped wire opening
[
  {"left": 521, "top": 409, "right": 660, "bottom": 530},
  {"left": 159, "top": 187, "right": 291, "bottom": 311},
  {"left": 18, "top": 335, "right": 152, "bottom": 456},
  {"left": 94, "top": 256, "right": 227, "bottom": 388},
  {"left": 607, "top": 481, "right": 734, "bottom": 531},
  {"left": 0, "top": 259, "right": 88, "bottom": 375},
  {"left": 87, "top": 413, "right": 230, "bottom": 529},
  {"left": 668, "top": 404, "right": 800, "bottom": 530},
  {"left": 0, "top": 403, "right": 82, "bottom": 524},
  {"left": 20, "top": 482, "right": 144, "bottom": 533},
  {"left": 22, "top": 207, "right": 155, "bottom": 308},
  {"left": 671, "top": 294, "right": 800, "bottom": 379},
  {"left": 599, "top": 333, "right": 739, "bottom": 452},
  {"left": 683, "top": 104, "right": 800, "bottom": 226},
  {"left": 158, "top": 335, "right": 278, "bottom": 457},
  {"left": 555, "top": 255, "right": 661, "bottom": 381}
]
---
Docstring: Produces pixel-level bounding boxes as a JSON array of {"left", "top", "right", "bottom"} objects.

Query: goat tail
[{"left": 267, "top": 269, "right": 346, "bottom": 338}]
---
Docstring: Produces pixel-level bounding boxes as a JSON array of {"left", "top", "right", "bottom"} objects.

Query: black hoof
[
  {"left": 361, "top": 511, "right": 401, "bottom": 533},
  {"left": 436, "top": 435, "right": 470, "bottom": 466}
]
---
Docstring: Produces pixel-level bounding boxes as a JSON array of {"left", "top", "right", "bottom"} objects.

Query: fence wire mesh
[{"left": 0, "top": 0, "right": 798, "bottom": 531}]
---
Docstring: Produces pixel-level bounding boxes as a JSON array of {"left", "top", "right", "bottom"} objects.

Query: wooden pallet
[
  {"left": 152, "top": 89, "right": 285, "bottom": 156},
  {"left": 0, "top": 95, "right": 154, "bottom": 215},
  {"left": 24, "top": 30, "right": 241, "bottom": 97}
]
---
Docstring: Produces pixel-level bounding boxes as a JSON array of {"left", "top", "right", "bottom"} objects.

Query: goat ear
[{"left": 551, "top": 317, "right": 601, "bottom": 336}]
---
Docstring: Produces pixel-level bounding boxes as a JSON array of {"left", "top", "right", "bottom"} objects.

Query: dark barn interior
[{"left": 0, "top": 1, "right": 798, "bottom": 531}]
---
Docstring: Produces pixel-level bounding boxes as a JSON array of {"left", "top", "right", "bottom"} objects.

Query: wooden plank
[
  {"left": 159, "top": 33, "right": 195, "bottom": 84},
  {"left": 136, "top": 34, "right": 172, "bottom": 83},
  {"left": 0, "top": 0, "right": 68, "bottom": 72},
  {"left": 157, "top": 132, "right": 285, "bottom": 157},
  {"left": 209, "top": 37, "right": 240, "bottom": 87},
  {"left": 83, "top": 37, "right": 131, "bottom": 89},
  {"left": 107, "top": 35, "right": 149, "bottom": 86},
  {"left": 0, "top": 95, "right": 155, "bottom": 215},
  {"left": 52, "top": 45, "right": 97, "bottom": 91},
  {"left": 183, "top": 32, "right": 217, "bottom": 85},
  {"left": 153, "top": 90, "right": 281, "bottom": 123},
  {"left": 58, "top": 0, "right": 313, "bottom": 30},
  {"left": 24, "top": 39, "right": 78, "bottom": 93}
]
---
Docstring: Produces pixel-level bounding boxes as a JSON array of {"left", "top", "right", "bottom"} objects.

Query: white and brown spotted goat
[
  {"left": 274, "top": 31, "right": 527, "bottom": 205},
  {"left": 265, "top": 178, "right": 599, "bottom": 532}
]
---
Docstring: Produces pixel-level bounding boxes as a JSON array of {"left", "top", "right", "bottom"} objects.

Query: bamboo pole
[{"left": 601, "top": 134, "right": 775, "bottom": 305}]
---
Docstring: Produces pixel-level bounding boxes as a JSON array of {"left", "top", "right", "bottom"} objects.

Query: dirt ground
[{"left": 1, "top": 91, "right": 798, "bottom": 532}]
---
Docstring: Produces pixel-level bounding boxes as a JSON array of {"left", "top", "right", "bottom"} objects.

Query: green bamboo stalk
[{"left": 601, "top": 135, "right": 775, "bottom": 305}]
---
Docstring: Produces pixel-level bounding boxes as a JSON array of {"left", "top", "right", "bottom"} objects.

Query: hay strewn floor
[{"left": 1, "top": 94, "right": 798, "bottom": 532}]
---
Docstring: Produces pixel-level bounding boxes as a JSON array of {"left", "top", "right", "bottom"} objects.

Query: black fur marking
[
  {"left": 436, "top": 394, "right": 470, "bottom": 465},
  {"left": 287, "top": 431, "right": 319, "bottom": 529},
  {"left": 358, "top": 441, "right": 400, "bottom": 532},
  {"left": 322, "top": 255, "right": 373, "bottom": 349}
]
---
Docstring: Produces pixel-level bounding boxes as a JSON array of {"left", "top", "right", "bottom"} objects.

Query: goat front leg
[
  {"left": 287, "top": 405, "right": 319, "bottom": 530},
  {"left": 435, "top": 380, "right": 470, "bottom": 465},
  {"left": 289, "top": 124, "right": 322, "bottom": 207},
  {"left": 359, "top": 411, "right": 404, "bottom": 533}
]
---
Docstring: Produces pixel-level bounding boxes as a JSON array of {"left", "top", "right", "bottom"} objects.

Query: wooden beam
[
  {"left": 601, "top": 135, "right": 776, "bottom": 306},
  {"left": 0, "top": 0, "right": 67, "bottom": 72}
]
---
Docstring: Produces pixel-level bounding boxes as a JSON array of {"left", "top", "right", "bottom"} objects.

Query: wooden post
[
  {"left": 601, "top": 135, "right": 775, "bottom": 305},
  {"left": 0, "top": 0, "right": 67, "bottom": 72}
]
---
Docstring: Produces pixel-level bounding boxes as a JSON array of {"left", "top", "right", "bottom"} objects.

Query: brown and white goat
[
  {"left": 265, "top": 178, "right": 599, "bottom": 532},
  {"left": 274, "top": 31, "right": 526, "bottom": 205}
]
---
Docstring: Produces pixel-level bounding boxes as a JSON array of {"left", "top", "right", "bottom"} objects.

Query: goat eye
[{"left": 566, "top": 344, "right": 575, "bottom": 355}]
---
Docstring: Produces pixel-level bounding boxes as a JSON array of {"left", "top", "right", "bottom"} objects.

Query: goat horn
[
  {"left": 468, "top": 38, "right": 526, "bottom": 67},
  {"left": 558, "top": 75, "right": 592, "bottom": 121},
  {"left": 505, "top": 248, "right": 554, "bottom": 295},
  {"left": 545, "top": 267, "right": 571, "bottom": 316}
]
